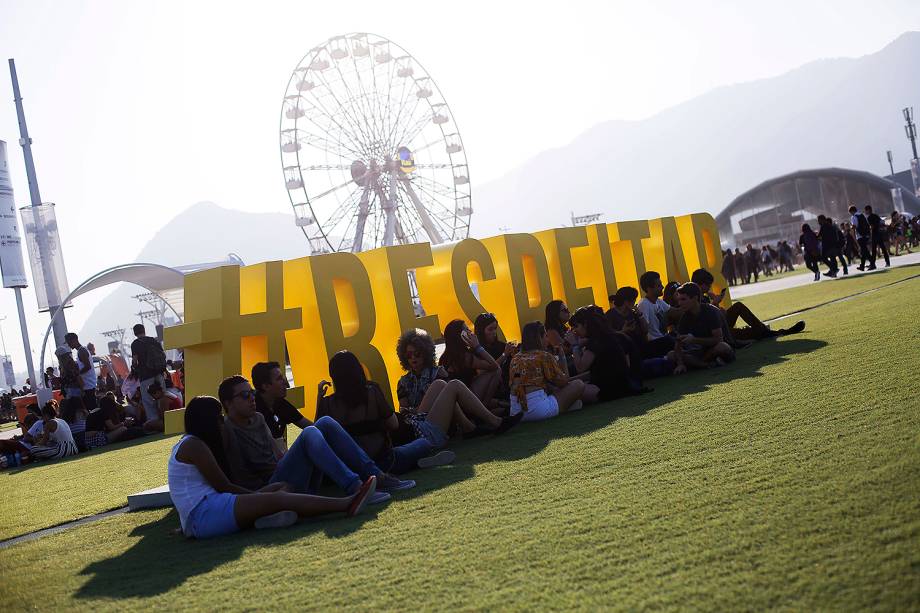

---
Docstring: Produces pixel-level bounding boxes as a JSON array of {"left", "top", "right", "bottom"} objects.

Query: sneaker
[
  {"left": 867, "top": 265, "right": 877, "bottom": 270},
  {"left": 494, "top": 410, "right": 525, "bottom": 435},
  {"left": 346, "top": 476, "right": 376, "bottom": 517},
  {"left": 377, "top": 474, "right": 416, "bottom": 492},
  {"left": 857, "top": 266, "right": 865, "bottom": 271},
  {"left": 417, "top": 449, "right": 455, "bottom": 469},
  {"left": 254, "top": 510, "right": 298, "bottom": 531},
  {"left": 568, "top": 399, "right": 584, "bottom": 412},
  {"left": 368, "top": 490, "right": 392, "bottom": 505},
  {"left": 781, "top": 320, "right": 806, "bottom": 335}
]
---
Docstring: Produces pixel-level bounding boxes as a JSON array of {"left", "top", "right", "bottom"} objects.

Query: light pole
[
  {"left": 0, "top": 315, "right": 7, "bottom": 357},
  {"left": 905, "top": 107, "right": 918, "bottom": 161},
  {"left": 9, "top": 59, "right": 70, "bottom": 349}
]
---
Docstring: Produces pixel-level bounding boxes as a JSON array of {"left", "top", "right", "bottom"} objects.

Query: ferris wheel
[{"left": 280, "top": 33, "right": 472, "bottom": 254}]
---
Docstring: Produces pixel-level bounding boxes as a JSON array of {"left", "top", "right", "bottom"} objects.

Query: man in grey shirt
[{"left": 218, "top": 375, "right": 413, "bottom": 502}]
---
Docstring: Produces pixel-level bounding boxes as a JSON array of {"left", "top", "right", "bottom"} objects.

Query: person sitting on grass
[
  {"left": 168, "top": 396, "right": 377, "bottom": 539},
  {"left": 219, "top": 375, "right": 410, "bottom": 505},
  {"left": 396, "top": 328, "right": 521, "bottom": 438},
  {"left": 607, "top": 288, "right": 675, "bottom": 379},
  {"left": 29, "top": 401, "right": 79, "bottom": 461},
  {"left": 252, "top": 361, "right": 311, "bottom": 451},
  {"left": 668, "top": 282, "right": 735, "bottom": 373},
  {"left": 689, "top": 268, "right": 805, "bottom": 341},
  {"left": 473, "top": 312, "right": 516, "bottom": 413},
  {"left": 509, "top": 322, "right": 589, "bottom": 422},
  {"left": 567, "top": 306, "right": 644, "bottom": 400},
  {"left": 145, "top": 381, "right": 179, "bottom": 432},
  {"left": 84, "top": 394, "right": 142, "bottom": 449},
  {"left": 320, "top": 350, "right": 477, "bottom": 475},
  {"left": 59, "top": 396, "right": 89, "bottom": 452},
  {"left": 0, "top": 414, "right": 38, "bottom": 467},
  {"left": 637, "top": 272, "right": 677, "bottom": 358},
  {"left": 438, "top": 319, "right": 502, "bottom": 410}
]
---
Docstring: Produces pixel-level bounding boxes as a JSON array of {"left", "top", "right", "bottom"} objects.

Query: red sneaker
[{"left": 347, "top": 476, "right": 376, "bottom": 517}]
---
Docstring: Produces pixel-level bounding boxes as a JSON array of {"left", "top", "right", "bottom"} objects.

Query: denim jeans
[
  {"left": 387, "top": 438, "right": 435, "bottom": 474},
  {"left": 139, "top": 374, "right": 165, "bottom": 418},
  {"left": 270, "top": 416, "right": 383, "bottom": 494}
]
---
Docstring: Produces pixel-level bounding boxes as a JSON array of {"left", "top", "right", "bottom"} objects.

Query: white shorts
[{"left": 510, "top": 389, "right": 559, "bottom": 422}]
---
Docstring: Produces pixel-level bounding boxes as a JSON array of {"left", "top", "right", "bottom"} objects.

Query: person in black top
[
  {"left": 817, "top": 215, "right": 847, "bottom": 277},
  {"left": 668, "top": 282, "right": 735, "bottom": 372},
  {"left": 130, "top": 324, "right": 167, "bottom": 421},
  {"left": 864, "top": 205, "right": 890, "bottom": 268},
  {"left": 251, "top": 361, "right": 310, "bottom": 450},
  {"left": 567, "top": 306, "right": 638, "bottom": 401}
]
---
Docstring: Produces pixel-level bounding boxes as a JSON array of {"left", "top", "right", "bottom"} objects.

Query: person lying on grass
[
  {"left": 508, "top": 322, "right": 589, "bottom": 422},
  {"left": 395, "top": 329, "right": 523, "bottom": 441},
  {"left": 667, "top": 282, "right": 736, "bottom": 373},
  {"left": 168, "top": 396, "right": 377, "bottom": 539},
  {"left": 218, "top": 375, "right": 412, "bottom": 506}
]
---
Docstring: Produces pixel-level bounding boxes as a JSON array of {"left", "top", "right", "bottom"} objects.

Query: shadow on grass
[
  {"left": 73, "top": 337, "right": 822, "bottom": 599},
  {"left": 6, "top": 431, "right": 178, "bottom": 475},
  {"left": 75, "top": 460, "right": 476, "bottom": 599},
  {"left": 458, "top": 336, "right": 828, "bottom": 465}
]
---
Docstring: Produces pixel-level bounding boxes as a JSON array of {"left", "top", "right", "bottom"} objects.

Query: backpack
[
  {"left": 855, "top": 214, "right": 870, "bottom": 237},
  {"left": 141, "top": 337, "right": 167, "bottom": 374}
]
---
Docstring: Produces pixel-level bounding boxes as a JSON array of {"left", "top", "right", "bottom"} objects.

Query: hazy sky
[{"left": 1, "top": 0, "right": 919, "bottom": 379}]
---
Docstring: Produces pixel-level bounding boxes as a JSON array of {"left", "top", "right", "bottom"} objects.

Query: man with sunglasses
[{"left": 218, "top": 375, "right": 412, "bottom": 505}]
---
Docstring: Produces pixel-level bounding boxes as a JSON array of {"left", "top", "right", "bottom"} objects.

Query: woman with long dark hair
[
  {"left": 473, "top": 313, "right": 515, "bottom": 409},
  {"left": 168, "top": 396, "right": 377, "bottom": 539},
  {"left": 567, "top": 306, "right": 638, "bottom": 401},
  {"left": 543, "top": 300, "right": 570, "bottom": 350},
  {"left": 508, "top": 322, "right": 588, "bottom": 421},
  {"left": 438, "top": 319, "right": 502, "bottom": 410},
  {"left": 324, "top": 349, "right": 520, "bottom": 473},
  {"left": 29, "top": 401, "right": 79, "bottom": 461}
]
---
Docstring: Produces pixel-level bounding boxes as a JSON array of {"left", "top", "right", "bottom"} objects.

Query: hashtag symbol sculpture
[{"left": 163, "top": 261, "right": 302, "bottom": 433}]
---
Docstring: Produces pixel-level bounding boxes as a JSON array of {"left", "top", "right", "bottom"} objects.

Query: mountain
[
  {"left": 78, "top": 202, "right": 308, "bottom": 346},
  {"left": 77, "top": 33, "right": 920, "bottom": 346},
  {"left": 470, "top": 32, "right": 920, "bottom": 236}
]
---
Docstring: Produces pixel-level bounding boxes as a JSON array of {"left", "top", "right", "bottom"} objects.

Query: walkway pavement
[{"left": 729, "top": 251, "right": 920, "bottom": 299}]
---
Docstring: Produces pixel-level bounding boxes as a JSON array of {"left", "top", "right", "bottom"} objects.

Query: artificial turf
[{"left": 1, "top": 273, "right": 918, "bottom": 610}]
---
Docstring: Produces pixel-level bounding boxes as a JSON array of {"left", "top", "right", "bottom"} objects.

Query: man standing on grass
[
  {"left": 218, "top": 374, "right": 412, "bottom": 504},
  {"left": 65, "top": 333, "right": 98, "bottom": 410},
  {"left": 251, "top": 361, "right": 311, "bottom": 451},
  {"left": 667, "top": 282, "right": 735, "bottom": 373},
  {"left": 131, "top": 324, "right": 168, "bottom": 421}
]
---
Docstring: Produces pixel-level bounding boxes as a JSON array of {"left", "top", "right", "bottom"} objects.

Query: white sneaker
[
  {"left": 254, "top": 510, "right": 298, "bottom": 530},
  {"left": 568, "top": 400, "right": 584, "bottom": 412},
  {"left": 417, "top": 449, "right": 456, "bottom": 469}
]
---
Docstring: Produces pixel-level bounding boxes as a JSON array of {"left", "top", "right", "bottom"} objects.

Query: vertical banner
[
  {"left": 2, "top": 357, "right": 14, "bottom": 388},
  {"left": 19, "top": 202, "right": 70, "bottom": 311},
  {"left": 0, "top": 141, "right": 29, "bottom": 288},
  {"left": 891, "top": 188, "right": 905, "bottom": 214}
]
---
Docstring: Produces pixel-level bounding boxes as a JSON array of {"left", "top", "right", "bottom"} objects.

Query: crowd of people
[
  {"left": 721, "top": 208, "right": 916, "bottom": 286},
  {"left": 0, "top": 324, "right": 181, "bottom": 468},
  {"left": 161, "top": 265, "right": 807, "bottom": 539},
  {"left": 2, "top": 264, "right": 810, "bottom": 536}
]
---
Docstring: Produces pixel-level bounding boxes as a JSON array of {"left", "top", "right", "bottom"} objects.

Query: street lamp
[{"left": 905, "top": 107, "right": 918, "bottom": 161}]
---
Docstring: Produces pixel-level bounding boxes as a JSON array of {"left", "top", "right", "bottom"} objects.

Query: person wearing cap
[{"left": 55, "top": 346, "right": 83, "bottom": 399}]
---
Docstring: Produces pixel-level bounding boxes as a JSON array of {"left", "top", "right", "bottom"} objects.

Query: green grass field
[{"left": 1, "top": 272, "right": 918, "bottom": 610}]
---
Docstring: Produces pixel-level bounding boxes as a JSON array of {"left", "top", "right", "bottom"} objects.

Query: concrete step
[{"left": 127, "top": 484, "right": 173, "bottom": 511}]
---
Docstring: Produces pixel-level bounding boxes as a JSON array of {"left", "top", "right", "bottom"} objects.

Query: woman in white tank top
[
  {"left": 168, "top": 396, "right": 377, "bottom": 539},
  {"left": 30, "top": 402, "right": 79, "bottom": 461}
]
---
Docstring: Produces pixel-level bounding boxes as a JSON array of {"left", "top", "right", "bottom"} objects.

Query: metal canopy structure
[{"left": 36, "top": 256, "right": 243, "bottom": 386}]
